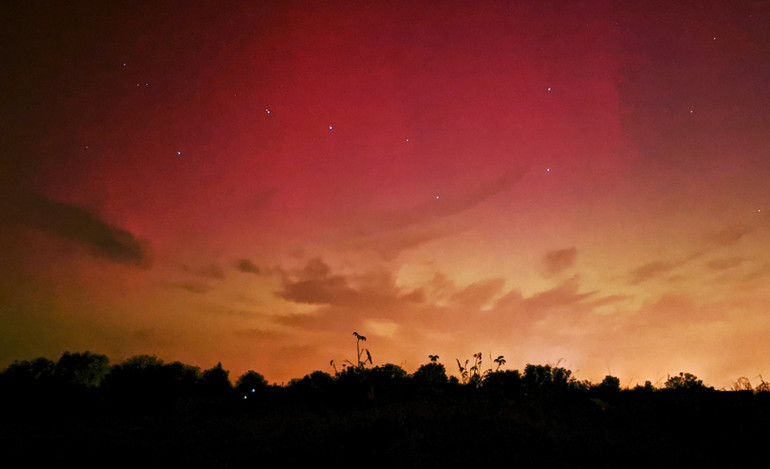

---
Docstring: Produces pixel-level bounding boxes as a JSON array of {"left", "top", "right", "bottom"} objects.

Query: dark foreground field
[
  {"left": 3, "top": 389, "right": 769, "bottom": 468},
  {"left": 3, "top": 354, "right": 769, "bottom": 468}
]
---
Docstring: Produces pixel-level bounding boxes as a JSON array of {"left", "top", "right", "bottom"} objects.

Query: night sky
[{"left": 2, "top": 0, "right": 769, "bottom": 388}]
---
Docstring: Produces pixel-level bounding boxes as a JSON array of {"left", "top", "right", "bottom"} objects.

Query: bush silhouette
[
  {"left": 592, "top": 375, "right": 621, "bottom": 396},
  {"left": 483, "top": 369, "right": 524, "bottom": 398},
  {"left": 664, "top": 372, "right": 710, "bottom": 391},
  {"left": 413, "top": 362, "right": 449, "bottom": 389},
  {"left": 522, "top": 363, "right": 581, "bottom": 395}
]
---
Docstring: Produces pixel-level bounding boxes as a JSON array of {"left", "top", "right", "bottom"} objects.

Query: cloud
[
  {"left": 451, "top": 278, "right": 506, "bottom": 309},
  {"left": 705, "top": 224, "right": 752, "bottom": 247},
  {"left": 707, "top": 257, "right": 745, "bottom": 271},
  {"left": 272, "top": 258, "right": 432, "bottom": 335},
  {"left": 236, "top": 258, "right": 260, "bottom": 275},
  {"left": 629, "top": 261, "right": 677, "bottom": 285},
  {"left": 277, "top": 257, "right": 360, "bottom": 305},
  {"left": 1, "top": 190, "right": 151, "bottom": 266},
  {"left": 496, "top": 276, "right": 600, "bottom": 319},
  {"left": 544, "top": 247, "right": 577, "bottom": 275}
]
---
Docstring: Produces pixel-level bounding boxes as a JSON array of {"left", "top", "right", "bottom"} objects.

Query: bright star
[
  {"left": 329, "top": 125, "right": 333, "bottom": 130},
  {"left": 265, "top": 108, "right": 271, "bottom": 114},
  {"left": 177, "top": 151, "right": 182, "bottom": 156}
]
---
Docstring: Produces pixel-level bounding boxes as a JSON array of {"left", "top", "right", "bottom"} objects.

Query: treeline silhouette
[{"left": 2, "top": 350, "right": 769, "bottom": 468}]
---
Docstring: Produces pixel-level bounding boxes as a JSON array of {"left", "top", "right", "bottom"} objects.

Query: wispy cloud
[
  {"left": 328, "top": 169, "right": 526, "bottom": 259},
  {"left": 629, "top": 261, "right": 677, "bottom": 285},
  {"left": 372, "top": 169, "right": 525, "bottom": 231},
  {"left": 2, "top": 190, "right": 152, "bottom": 266},
  {"left": 707, "top": 257, "right": 745, "bottom": 271},
  {"left": 705, "top": 223, "right": 753, "bottom": 247}
]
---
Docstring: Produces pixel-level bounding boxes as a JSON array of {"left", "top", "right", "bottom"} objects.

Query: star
[
  {"left": 547, "top": 87, "right": 551, "bottom": 92},
  {"left": 265, "top": 108, "right": 271, "bottom": 114},
  {"left": 329, "top": 125, "right": 334, "bottom": 130},
  {"left": 177, "top": 151, "right": 182, "bottom": 156},
  {"left": 547, "top": 168, "right": 550, "bottom": 172},
  {"left": 436, "top": 195, "right": 440, "bottom": 199}
]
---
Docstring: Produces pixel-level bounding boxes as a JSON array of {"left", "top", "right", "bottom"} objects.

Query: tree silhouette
[
  {"left": 523, "top": 363, "right": 579, "bottom": 394},
  {"left": 236, "top": 370, "right": 268, "bottom": 398},
  {"left": 599, "top": 375, "right": 620, "bottom": 391},
  {"left": 428, "top": 354, "right": 439, "bottom": 363},
  {"left": 55, "top": 351, "right": 110, "bottom": 388},
  {"left": 0, "top": 357, "right": 56, "bottom": 398},
  {"left": 200, "top": 362, "right": 233, "bottom": 398}
]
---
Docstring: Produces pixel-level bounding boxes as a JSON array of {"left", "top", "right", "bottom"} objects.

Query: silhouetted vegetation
[{"left": 2, "top": 345, "right": 769, "bottom": 468}]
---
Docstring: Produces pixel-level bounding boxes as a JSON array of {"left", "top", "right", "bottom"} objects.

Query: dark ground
[{"left": 2, "top": 390, "right": 768, "bottom": 468}]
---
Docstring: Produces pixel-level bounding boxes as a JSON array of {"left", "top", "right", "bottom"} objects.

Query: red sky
[{"left": 2, "top": 0, "right": 769, "bottom": 388}]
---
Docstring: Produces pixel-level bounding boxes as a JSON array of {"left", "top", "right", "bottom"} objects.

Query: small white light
[
  {"left": 329, "top": 125, "right": 333, "bottom": 130},
  {"left": 177, "top": 151, "right": 182, "bottom": 156},
  {"left": 265, "top": 108, "right": 271, "bottom": 114}
]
